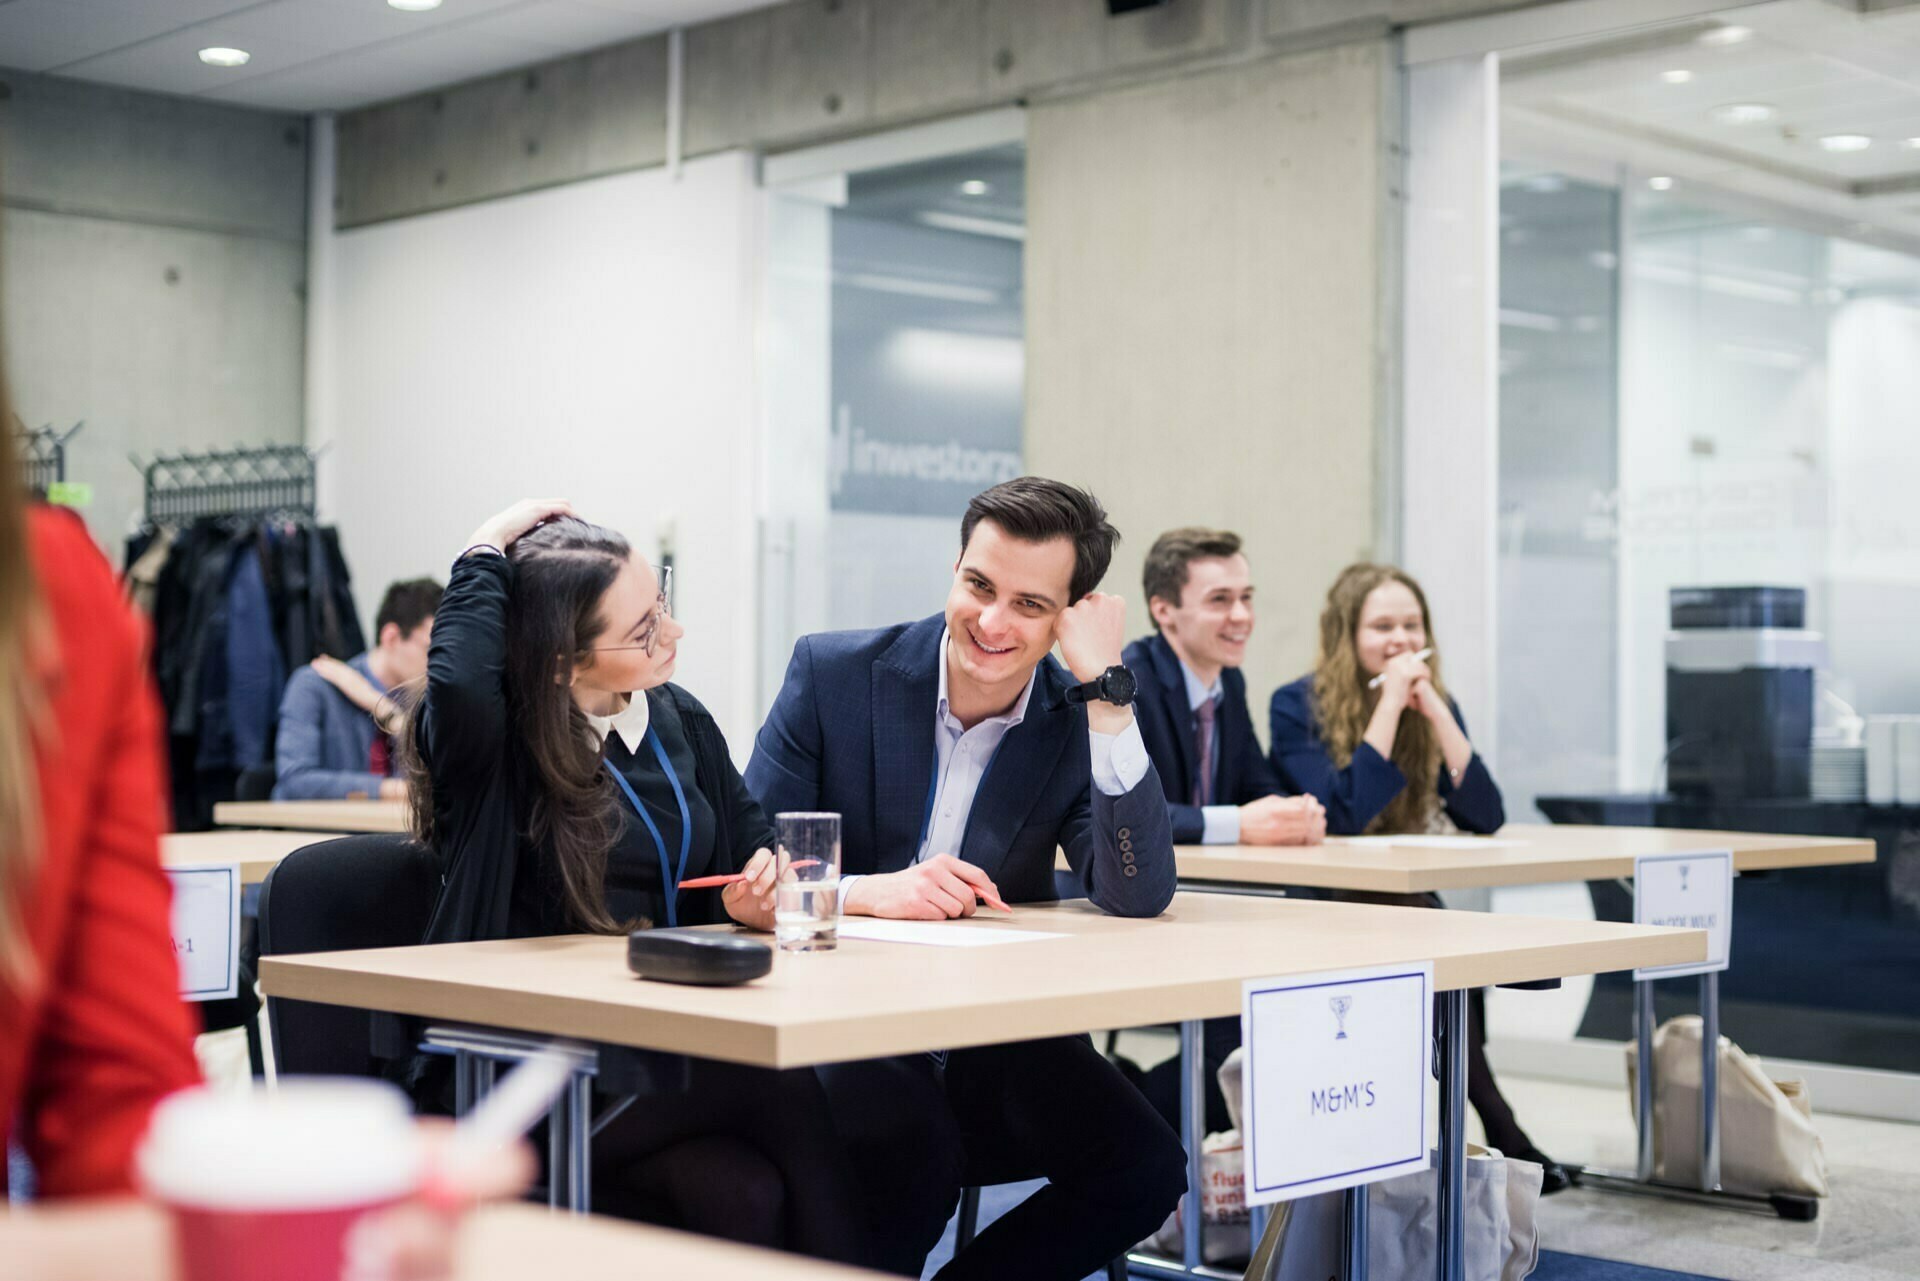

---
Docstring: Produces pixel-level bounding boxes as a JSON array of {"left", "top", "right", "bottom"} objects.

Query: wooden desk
[
  {"left": 262, "top": 893, "right": 1702, "bottom": 1276},
  {"left": 161, "top": 830, "right": 340, "bottom": 886},
  {"left": 2, "top": 1199, "right": 883, "bottom": 1281},
  {"left": 1150, "top": 822, "right": 1874, "bottom": 894},
  {"left": 212, "top": 799, "right": 409, "bottom": 834},
  {"left": 261, "top": 893, "right": 1701, "bottom": 1070}
]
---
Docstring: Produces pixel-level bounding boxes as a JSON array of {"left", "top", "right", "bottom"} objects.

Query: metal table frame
[{"left": 1569, "top": 970, "right": 1818, "bottom": 1220}]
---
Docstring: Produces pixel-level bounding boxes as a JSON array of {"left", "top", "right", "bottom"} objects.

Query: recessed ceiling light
[
  {"left": 389, "top": 0, "right": 442, "bottom": 10},
  {"left": 1710, "top": 102, "right": 1775, "bottom": 125},
  {"left": 1521, "top": 174, "right": 1566, "bottom": 194},
  {"left": 1648, "top": 176, "right": 1675, "bottom": 191},
  {"left": 958, "top": 179, "right": 991, "bottom": 197},
  {"left": 1699, "top": 25, "right": 1752, "bottom": 46},
  {"left": 1904, "top": 138, "right": 1920, "bottom": 150},
  {"left": 197, "top": 46, "right": 250, "bottom": 67},
  {"left": 1661, "top": 69, "right": 1694, "bottom": 85},
  {"left": 1819, "top": 134, "right": 1873, "bottom": 152}
]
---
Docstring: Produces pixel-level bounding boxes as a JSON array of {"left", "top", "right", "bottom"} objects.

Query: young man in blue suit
[
  {"left": 1121, "top": 527, "right": 1323, "bottom": 1133},
  {"left": 747, "top": 477, "right": 1185, "bottom": 1280}
]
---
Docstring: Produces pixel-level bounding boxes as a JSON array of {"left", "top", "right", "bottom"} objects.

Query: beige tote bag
[{"left": 1626, "top": 1015, "right": 1829, "bottom": 1197}]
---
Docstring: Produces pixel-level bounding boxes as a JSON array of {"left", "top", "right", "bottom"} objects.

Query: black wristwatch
[{"left": 1064, "top": 664, "right": 1138, "bottom": 709}]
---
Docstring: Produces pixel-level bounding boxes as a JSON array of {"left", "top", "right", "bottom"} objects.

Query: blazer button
[
  {"left": 1123, "top": 863, "right": 1138, "bottom": 878},
  {"left": 1122, "top": 851, "right": 1136, "bottom": 865},
  {"left": 1118, "top": 827, "right": 1131, "bottom": 841},
  {"left": 1120, "top": 838, "right": 1133, "bottom": 853}
]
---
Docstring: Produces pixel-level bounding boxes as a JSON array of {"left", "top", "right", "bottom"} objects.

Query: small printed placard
[
  {"left": 1241, "top": 962, "right": 1433, "bottom": 1205},
  {"left": 1633, "top": 849, "right": 1733, "bottom": 980},
  {"left": 167, "top": 862, "right": 240, "bottom": 1002}
]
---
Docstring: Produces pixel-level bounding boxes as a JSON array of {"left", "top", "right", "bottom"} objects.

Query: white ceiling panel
[
  {"left": 1, "top": 0, "right": 783, "bottom": 112},
  {"left": 0, "top": 0, "right": 258, "bottom": 72}
]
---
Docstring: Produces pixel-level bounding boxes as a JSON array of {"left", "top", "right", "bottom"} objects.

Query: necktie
[{"left": 1193, "top": 697, "right": 1217, "bottom": 807}]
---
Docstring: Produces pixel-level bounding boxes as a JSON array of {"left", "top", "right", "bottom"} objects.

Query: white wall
[{"left": 316, "top": 152, "right": 764, "bottom": 750}]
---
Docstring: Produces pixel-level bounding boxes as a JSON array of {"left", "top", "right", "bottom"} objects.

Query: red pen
[{"left": 678, "top": 859, "right": 819, "bottom": 890}]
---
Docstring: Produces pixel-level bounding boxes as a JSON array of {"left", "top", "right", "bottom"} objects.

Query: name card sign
[
  {"left": 167, "top": 863, "right": 240, "bottom": 1002},
  {"left": 1633, "top": 849, "right": 1733, "bottom": 980},
  {"left": 1241, "top": 963, "right": 1433, "bottom": 1205}
]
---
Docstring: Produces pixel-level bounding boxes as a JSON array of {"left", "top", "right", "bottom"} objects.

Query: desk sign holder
[
  {"left": 1241, "top": 962, "right": 1433, "bottom": 1206},
  {"left": 1577, "top": 848, "right": 1815, "bottom": 1221},
  {"left": 1632, "top": 850, "right": 1732, "bottom": 981},
  {"left": 166, "top": 862, "right": 240, "bottom": 1002}
]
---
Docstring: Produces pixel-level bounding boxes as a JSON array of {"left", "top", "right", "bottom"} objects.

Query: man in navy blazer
[
  {"left": 747, "top": 478, "right": 1184, "bottom": 1280},
  {"left": 1121, "top": 527, "right": 1324, "bottom": 1133},
  {"left": 1127, "top": 527, "right": 1325, "bottom": 847}
]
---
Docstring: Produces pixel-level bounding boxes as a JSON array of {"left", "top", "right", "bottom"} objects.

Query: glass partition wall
[
  {"left": 761, "top": 124, "right": 1025, "bottom": 713},
  {"left": 1490, "top": 2, "right": 1920, "bottom": 1077}
]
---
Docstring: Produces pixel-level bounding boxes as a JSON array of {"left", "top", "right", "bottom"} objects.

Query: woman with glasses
[{"left": 403, "top": 500, "right": 869, "bottom": 1264}]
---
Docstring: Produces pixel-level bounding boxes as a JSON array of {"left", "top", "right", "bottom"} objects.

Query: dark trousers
[
  {"left": 588, "top": 1060, "right": 872, "bottom": 1267},
  {"left": 819, "top": 1035, "right": 1187, "bottom": 1281}
]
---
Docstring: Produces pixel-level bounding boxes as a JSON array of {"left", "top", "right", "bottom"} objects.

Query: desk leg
[
  {"left": 1435, "top": 990, "right": 1468, "bottom": 1281},
  {"left": 568, "top": 1071, "right": 593, "bottom": 1215},
  {"left": 547, "top": 1080, "right": 570, "bottom": 1211},
  {"left": 1699, "top": 972, "right": 1720, "bottom": 1193},
  {"left": 1342, "top": 1184, "right": 1370, "bottom": 1281},
  {"left": 454, "top": 1049, "right": 475, "bottom": 1118},
  {"left": 1180, "top": 1019, "right": 1205, "bottom": 1272},
  {"left": 1635, "top": 979, "right": 1656, "bottom": 1182}
]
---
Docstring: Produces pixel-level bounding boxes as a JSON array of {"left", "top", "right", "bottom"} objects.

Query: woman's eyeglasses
[{"left": 592, "top": 564, "right": 673, "bottom": 656}]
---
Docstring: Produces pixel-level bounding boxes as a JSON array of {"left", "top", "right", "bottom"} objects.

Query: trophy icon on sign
[{"left": 1330, "top": 995, "right": 1353, "bottom": 1040}]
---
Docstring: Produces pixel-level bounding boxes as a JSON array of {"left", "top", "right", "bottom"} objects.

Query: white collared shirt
[
  {"left": 585, "top": 691, "right": 651, "bottom": 755},
  {"left": 1179, "top": 658, "right": 1242, "bottom": 845},
  {"left": 841, "top": 629, "right": 1150, "bottom": 901}
]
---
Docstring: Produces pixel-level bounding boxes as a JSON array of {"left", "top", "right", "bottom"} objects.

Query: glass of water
[{"left": 774, "top": 812, "right": 841, "bottom": 952}]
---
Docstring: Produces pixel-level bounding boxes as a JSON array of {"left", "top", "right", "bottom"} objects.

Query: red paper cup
[{"left": 138, "top": 1080, "right": 423, "bottom": 1281}]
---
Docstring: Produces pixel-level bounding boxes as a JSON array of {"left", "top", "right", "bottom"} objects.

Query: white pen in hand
[{"left": 1368, "top": 647, "right": 1433, "bottom": 690}]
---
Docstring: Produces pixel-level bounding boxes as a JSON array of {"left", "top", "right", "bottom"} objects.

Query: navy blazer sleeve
[
  {"left": 744, "top": 636, "right": 825, "bottom": 816},
  {"left": 1438, "top": 706, "right": 1505, "bottom": 834},
  {"left": 1057, "top": 746, "right": 1177, "bottom": 918},
  {"left": 1268, "top": 679, "right": 1407, "bottom": 835}
]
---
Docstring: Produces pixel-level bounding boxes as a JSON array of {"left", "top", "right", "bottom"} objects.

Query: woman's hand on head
[
  {"left": 721, "top": 847, "right": 780, "bottom": 932},
  {"left": 467, "top": 500, "right": 576, "bottom": 556}
]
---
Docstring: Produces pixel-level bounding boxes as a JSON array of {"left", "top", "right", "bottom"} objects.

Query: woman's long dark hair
[{"left": 408, "top": 517, "right": 638, "bottom": 934}]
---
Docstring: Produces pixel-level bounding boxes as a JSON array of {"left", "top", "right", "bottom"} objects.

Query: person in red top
[{"left": 0, "top": 468, "right": 201, "bottom": 1196}]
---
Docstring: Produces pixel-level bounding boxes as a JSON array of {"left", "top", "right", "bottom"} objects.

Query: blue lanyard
[{"left": 604, "top": 726, "right": 693, "bottom": 928}]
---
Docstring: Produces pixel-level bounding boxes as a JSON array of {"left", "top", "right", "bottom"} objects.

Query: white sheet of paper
[
  {"left": 167, "top": 862, "right": 241, "bottom": 1001},
  {"left": 836, "top": 919, "right": 1068, "bottom": 947},
  {"left": 1335, "top": 835, "right": 1525, "bottom": 850}
]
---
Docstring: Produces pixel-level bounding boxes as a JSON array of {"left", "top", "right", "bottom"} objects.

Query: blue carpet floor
[
  {"left": 1535, "top": 1250, "right": 1722, "bottom": 1281},
  {"left": 922, "top": 1180, "right": 1722, "bottom": 1281}
]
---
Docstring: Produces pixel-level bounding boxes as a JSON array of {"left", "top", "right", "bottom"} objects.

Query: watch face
[{"left": 1103, "top": 665, "right": 1138, "bottom": 704}]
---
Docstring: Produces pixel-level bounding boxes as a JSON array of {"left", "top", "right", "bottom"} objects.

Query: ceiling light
[
  {"left": 1699, "top": 25, "right": 1752, "bottom": 46},
  {"left": 389, "top": 0, "right": 442, "bottom": 9},
  {"left": 1819, "top": 134, "right": 1873, "bottom": 152},
  {"left": 1661, "top": 69, "right": 1694, "bottom": 85},
  {"left": 197, "top": 46, "right": 250, "bottom": 67},
  {"left": 1647, "top": 176, "right": 1675, "bottom": 191},
  {"left": 1904, "top": 138, "right": 1920, "bottom": 150},
  {"left": 957, "top": 179, "right": 991, "bottom": 197},
  {"left": 1710, "top": 102, "right": 1774, "bottom": 125}
]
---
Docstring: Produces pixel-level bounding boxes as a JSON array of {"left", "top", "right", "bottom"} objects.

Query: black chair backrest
[{"left": 257, "top": 833, "right": 440, "bottom": 1079}]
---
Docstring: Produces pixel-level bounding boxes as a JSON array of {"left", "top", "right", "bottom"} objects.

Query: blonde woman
[{"left": 1268, "top": 563, "right": 1569, "bottom": 1194}]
